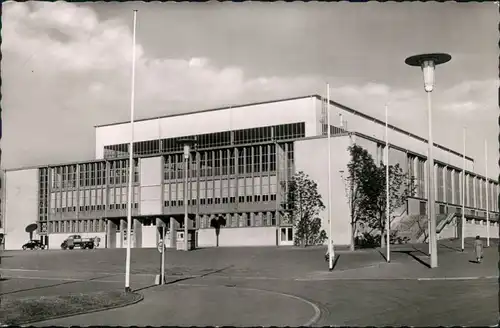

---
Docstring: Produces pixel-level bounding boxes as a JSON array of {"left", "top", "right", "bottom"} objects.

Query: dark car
[{"left": 22, "top": 240, "right": 45, "bottom": 250}]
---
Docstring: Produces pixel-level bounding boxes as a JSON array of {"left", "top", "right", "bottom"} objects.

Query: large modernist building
[{"left": 1, "top": 95, "right": 498, "bottom": 250}]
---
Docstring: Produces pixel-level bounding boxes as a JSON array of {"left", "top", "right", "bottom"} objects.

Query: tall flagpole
[
  {"left": 461, "top": 127, "right": 466, "bottom": 252},
  {"left": 385, "top": 103, "right": 390, "bottom": 262},
  {"left": 125, "top": 9, "right": 138, "bottom": 293},
  {"left": 485, "top": 139, "right": 490, "bottom": 247},
  {"left": 327, "top": 84, "right": 334, "bottom": 270}
]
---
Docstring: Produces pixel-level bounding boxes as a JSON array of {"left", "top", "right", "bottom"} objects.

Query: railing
[{"left": 436, "top": 212, "right": 456, "bottom": 234}]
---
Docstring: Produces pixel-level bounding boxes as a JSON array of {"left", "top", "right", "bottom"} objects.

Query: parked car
[
  {"left": 60, "top": 235, "right": 96, "bottom": 250},
  {"left": 22, "top": 240, "right": 45, "bottom": 250}
]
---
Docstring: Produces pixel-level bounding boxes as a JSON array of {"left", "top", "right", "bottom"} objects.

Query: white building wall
[
  {"left": 294, "top": 135, "right": 353, "bottom": 246},
  {"left": 139, "top": 157, "right": 163, "bottom": 216},
  {"left": 142, "top": 226, "right": 157, "bottom": 248},
  {"left": 197, "top": 226, "right": 277, "bottom": 247},
  {"left": 439, "top": 220, "right": 499, "bottom": 240},
  {"left": 95, "top": 97, "right": 318, "bottom": 159},
  {"left": 4, "top": 169, "right": 39, "bottom": 250}
]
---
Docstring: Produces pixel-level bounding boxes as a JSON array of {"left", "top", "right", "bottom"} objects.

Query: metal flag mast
[
  {"left": 327, "top": 83, "right": 334, "bottom": 270},
  {"left": 125, "top": 9, "right": 138, "bottom": 293},
  {"left": 461, "top": 127, "right": 466, "bottom": 252},
  {"left": 485, "top": 139, "right": 490, "bottom": 247},
  {"left": 385, "top": 102, "right": 390, "bottom": 262}
]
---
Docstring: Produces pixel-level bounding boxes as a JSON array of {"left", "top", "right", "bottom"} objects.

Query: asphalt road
[{"left": 1, "top": 239, "right": 498, "bottom": 326}]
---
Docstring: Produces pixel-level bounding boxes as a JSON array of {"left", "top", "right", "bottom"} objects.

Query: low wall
[
  {"left": 142, "top": 226, "right": 158, "bottom": 248},
  {"left": 197, "top": 227, "right": 277, "bottom": 247},
  {"left": 439, "top": 220, "right": 499, "bottom": 240}
]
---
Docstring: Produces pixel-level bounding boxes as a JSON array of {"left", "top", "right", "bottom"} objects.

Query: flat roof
[
  {"left": 94, "top": 94, "right": 473, "bottom": 162},
  {"left": 320, "top": 95, "right": 475, "bottom": 163},
  {"left": 94, "top": 94, "right": 316, "bottom": 128}
]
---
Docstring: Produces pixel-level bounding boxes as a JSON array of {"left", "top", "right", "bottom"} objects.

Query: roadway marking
[
  {"left": 416, "top": 276, "right": 498, "bottom": 281},
  {"left": 3, "top": 268, "right": 497, "bottom": 283},
  {"left": 0, "top": 275, "right": 124, "bottom": 284},
  {"left": 175, "top": 282, "right": 322, "bottom": 327},
  {"left": 295, "top": 276, "right": 499, "bottom": 282},
  {"left": 0, "top": 268, "right": 157, "bottom": 277}
]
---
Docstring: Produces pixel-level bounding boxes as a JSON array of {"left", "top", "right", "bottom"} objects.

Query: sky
[{"left": 2, "top": 1, "right": 498, "bottom": 179}]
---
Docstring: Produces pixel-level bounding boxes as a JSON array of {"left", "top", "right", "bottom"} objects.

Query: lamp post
[
  {"left": 405, "top": 53, "right": 451, "bottom": 269},
  {"left": 177, "top": 138, "right": 196, "bottom": 251}
]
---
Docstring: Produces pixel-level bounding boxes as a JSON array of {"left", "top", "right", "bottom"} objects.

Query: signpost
[{"left": 157, "top": 221, "right": 166, "bottom": 285}]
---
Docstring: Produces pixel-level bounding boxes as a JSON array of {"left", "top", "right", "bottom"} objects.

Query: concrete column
[
  {"left": 257, "top": 212, "right": 263, "bottom": 227},
  {"left": 169, "top": 217, "right": 179, "bottom": 248},
  {"left": 133, "top": 218, "right": 142, "bottom": 248},
  {"left": 241, "top": 213, "right": 247, "bottom": 227},
  {"left": 106, "top": 220, "right": 117, "bottom": 248},
  {"left": 120, "top": 219, "right": 126, "bottom": 248}
]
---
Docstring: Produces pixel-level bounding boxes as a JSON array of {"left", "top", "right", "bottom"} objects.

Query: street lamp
[
  {"left": 405, "top": 53, "right": 451, "bottom": 269},
  {"left": 176, "top": 137, "right": 197, "bottom": 251}
]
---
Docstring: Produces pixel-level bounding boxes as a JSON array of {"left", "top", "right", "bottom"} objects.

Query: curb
[
  {"left": 295, "top": 275, "right": 499, "bottom": 282},
  {"left": 14, "top": 292, "right": 145, "bottom": 327}
]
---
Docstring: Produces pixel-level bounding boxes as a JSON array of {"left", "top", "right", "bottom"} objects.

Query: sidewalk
[{"left": 299, "top": 238, "right": 499, "bottom": 281}]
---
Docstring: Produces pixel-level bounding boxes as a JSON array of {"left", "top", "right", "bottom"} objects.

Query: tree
[
  {"left": 361, "top": 163, "right": 416, "bottom": 248},
  {"left": 345, "top": 145, "right": 379, "bottom": 251},
  {"left": 282, "top": 171, "right": 327, "bottom": 247},
  {"left": 210, "top": 215, "right": 226, "bottom": 247}
]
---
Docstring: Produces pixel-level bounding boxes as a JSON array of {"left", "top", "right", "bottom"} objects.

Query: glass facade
[
  {"left": 40, "top": 159, "right": 140, "bottom": 235},
  {"left": 38, "top": 121, "right": 303, "bottom": 234},
  {"left": 405, "top": 153, "right": 499, "bottom": 218},
  {"left": 103, "top": 122, "right": 305, "bottom": 159},
  {"left": 162, "top": 142, "right": 293, "bottom": 228}
]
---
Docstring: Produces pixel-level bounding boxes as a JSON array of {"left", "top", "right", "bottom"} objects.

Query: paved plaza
[{"left": 1, "top": 238, "right": 498, "bottom": 326}]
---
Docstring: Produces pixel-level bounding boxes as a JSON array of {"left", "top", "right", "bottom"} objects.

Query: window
[
  {"left": 261, "top": 145, "right": 269, "bottom": 172},
  {"left": 234, "top": 126, "right": 272, "bottom": 145},
  {"left": 419, "top": 201, "right": 426, "bottom": 215},
  {"left": 134, "top": 139, "right": 160, "bottom": 156},
  {"left": 270, "top": 145, "right": 276, "bottom": 172},
  {"left": 445, "top": 168, "right": 452, "bottom": 203},
  {"left": 274, "top": 123, "right": 305, "bottom": 141},
  {"left": 436, "top": 165, "right": 444, "bottom": 202},
  {"left": 271, "top": 212, "right": 276, "bottom": 226}
]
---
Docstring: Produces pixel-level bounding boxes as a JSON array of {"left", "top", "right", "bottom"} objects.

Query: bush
[
  {"left": 355, "top": 232, "right": 381, "bottom": 249},
  {"left": 389, "top": 230, "right": 410, "bottom": 245}
]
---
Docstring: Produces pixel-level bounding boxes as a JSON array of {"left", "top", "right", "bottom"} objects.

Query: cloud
[
  {"left": 1, "top": 1, "right": 496, "bottom": 172},
  {"left": 438, "top": 79, "right": 498, "bottom": 114},
  {"left": 2, "top": 1, "right": 416, "bottom": 116}
]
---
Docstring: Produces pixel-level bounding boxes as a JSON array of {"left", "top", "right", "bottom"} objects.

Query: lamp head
[
  {"left": 176, "top": 137, "right": 197, "bottom": 159},
  {"left": 405, "top": 53, "right": 451, "bottom": 93}
]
